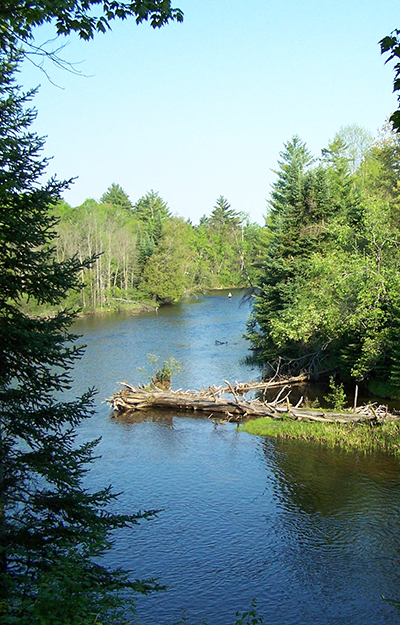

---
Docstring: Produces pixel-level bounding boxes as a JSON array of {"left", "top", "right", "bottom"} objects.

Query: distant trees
[
  {"left": 50, "top": 192, "right": 261, "bottom": 308},
  {"left": 143, "top": 218, "right": 193, "bottom": 302},
  {"left": 195, "top": 196, "right": 261, "bottom": 287},
  {"left": 334, "top": 124, "right": 372, "bottom": 174},
  {"left": 133, "top": 189, "right": 171, "bottom": 223},
  {"left": 209, "top": 195, "right": 240, "bottom": 231},
  {"left": 100, "top": 182, "right": 133, "bottom": 211}
]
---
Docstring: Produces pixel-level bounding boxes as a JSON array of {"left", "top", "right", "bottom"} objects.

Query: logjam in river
[{"left": 108, "top": 377, "right": 400, "bottom": 424}]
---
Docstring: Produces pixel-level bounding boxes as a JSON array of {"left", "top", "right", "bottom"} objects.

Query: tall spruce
[
  {"left": 247, "top": 137, "right": 342, "bottom": 376},
  {"left": 248, "top": 130, "right": 400, "bottom": 394},
  {"left": 100, "top": 182, "right": 133, "bottom": 211},
  {"left": 247, "top": 137, "right": 320, "bottom": 372},
  {"left": 0, "top": 52, "right": 159, "bottom": 624}
]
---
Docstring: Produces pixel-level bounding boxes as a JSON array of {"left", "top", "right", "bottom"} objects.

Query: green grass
[{"left": 240, "top": 416, "right": 400, "bottom": 457}]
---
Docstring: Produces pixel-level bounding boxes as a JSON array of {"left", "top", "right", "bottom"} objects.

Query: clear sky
[{"left": 20, "top": 0, "right": 400, "bottom": 224}]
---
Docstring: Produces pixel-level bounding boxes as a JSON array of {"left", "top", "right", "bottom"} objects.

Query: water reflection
[
  {"left": 71, "top": 293, "right": 400, "bottom": 625},
  {"left": 265, "top": 436, "right": 400, "bottom": 514},
  {"left": 112, "top": 409, "right": 177, "bottom": 428},
  {"left": 261, "top": 437, "right": 400, "bottom": 625}
]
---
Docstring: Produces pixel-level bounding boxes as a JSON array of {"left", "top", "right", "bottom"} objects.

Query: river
[{"left": 71, "top": 290, "right": 400, "bottom": 625}]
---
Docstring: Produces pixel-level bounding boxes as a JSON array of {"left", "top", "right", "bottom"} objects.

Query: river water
[{"left": 72, "top": 290, "right": 400, "bottom": 625}]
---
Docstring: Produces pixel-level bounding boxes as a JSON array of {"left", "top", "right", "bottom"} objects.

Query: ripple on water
[{"left": 71, "top": 297, "right": 400, "bottom": 625}]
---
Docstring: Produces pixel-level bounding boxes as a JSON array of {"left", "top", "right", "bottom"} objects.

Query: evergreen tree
[
  {"left": 100, "top": 182, "right": 133, "bottom": 211},
  {"left": 0, "top": 52, "right": 158, "bottom": 624},
  {"left": 248, "top": 131, "right": 400, "bottom": 393},
  {"left": 196, "top": 196, "right": 249, "bottom": 287},
  {"left": 209, "top": 196, "right": 240, "bottom": 232},
  {"left": 269, "top": 135, "right": 314, "bottom": 217},
  {"left": 247, "top": 137, "right": 340, "bottom": 376},
  {"left": 133, "top": 189, "right": 170, "bottom": 224}
]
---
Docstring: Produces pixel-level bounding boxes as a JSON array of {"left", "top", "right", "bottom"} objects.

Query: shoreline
[{"left": 240, "top": 416, "right": 400, "bottom": 458}]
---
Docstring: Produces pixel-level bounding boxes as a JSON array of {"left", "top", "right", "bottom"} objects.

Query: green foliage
[
  {"left": 194, "top": 197, "right": 258, "bottom": 288},
  {"left": 247, "top": 128, "right": 400, "bottom": 394},
  {"left": 133, "top": 189, "right": 171, "bottom": 224},
  {"left": 380, "top": 30, "right": 400, "bottom": 133},
  {"left": 246, "top": 135, "right": 339, "bottom": 376},
  {"left": 34, "top": 188, "right": 262, "bottom": 313},
  {"left": 0, "top": 51, "right": 160, "bottom": 625},
  {"left": 324, "top": 377, "right": 347, "bottom": 411},
  {"left": 100, "top": 182, "right": 133, "bottom": 211},
  {"left": 0, "top": 0, "right": 184, "bottom": 53},
  {"left": 152, "top": 357, "right": 181, "bottom": 389},
  {"left": 51, "top": 198, "right": 143, "bottom": 311},
  {"left": 235, "top": 598, "right": 264, "bottom": 625},
  {"left": 139, "top": 354, "right": 181, "bottom": 390},
  {"left": 142, "top": 219, "right": 189, "bottom": 302},
  {"left": 209, "top": 195, "right": 240, "bottom": 231}
]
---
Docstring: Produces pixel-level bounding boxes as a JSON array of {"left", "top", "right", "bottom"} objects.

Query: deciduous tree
[{"left": 0, "top": 0, "right": 183, "bottom": 56}]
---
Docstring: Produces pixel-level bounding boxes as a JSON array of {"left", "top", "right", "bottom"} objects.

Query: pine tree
[
  {"left": 100, "top": 182, "right": 133, "bottom": 211},
  {"left": 247, "top": 137, "right": 337, "bottom": 375},
  {"left": 209, "top": 196, "right": 240, "bottom": 232},
  {"left": 133, "top": 190, "right": 170, "bottom": 224},
  {"left": 0, "top": 51, "right": 159, "bottom": 625}
]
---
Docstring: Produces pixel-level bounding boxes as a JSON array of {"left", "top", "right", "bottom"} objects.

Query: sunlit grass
[{"left": 241, "top": 416, "right": 400, "bottom": 456}]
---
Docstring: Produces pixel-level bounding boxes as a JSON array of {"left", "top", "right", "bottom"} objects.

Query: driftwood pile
[{"left": 107, "top": 378, "right": 400, "bottom": 425}]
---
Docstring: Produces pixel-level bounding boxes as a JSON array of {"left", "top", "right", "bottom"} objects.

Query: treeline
[
  {"left": 38, "top": 122, "right": 400, "bottom": 399},
  {"left": 50, "top": 186, "right": 261, "bottom": 310},
  {"left": 247, "top": 124, "right": 400, "bottom": 398}
]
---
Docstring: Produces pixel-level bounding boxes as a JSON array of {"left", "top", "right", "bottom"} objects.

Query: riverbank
[
  {"left": 25, "top": 287, "right": 246, "bottom": 320},
  {"left": 68, "top": 289, "right": 400, "bottom": 625},
  {"left": 241, "top": 416, "right": 400, "bottom": 457},
  {"left": 78, "top": 299, "right": 158, "bottom": 316}
]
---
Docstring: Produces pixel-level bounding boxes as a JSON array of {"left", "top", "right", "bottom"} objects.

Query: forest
[
  {"left": 47, "top": 122, "right": 400, "bottom": 399},
  {"left": 47, "top": 189, "right": 261, "bottom": 311},
  {"left": 247, "top": 124, "right": 400, "bottom": 398},
  {"left": 2, "top": 1, "right": 400, "bottom": 623}
]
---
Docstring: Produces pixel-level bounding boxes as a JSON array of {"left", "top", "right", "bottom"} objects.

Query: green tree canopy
[
  {"left": 248, "top": 129, "right": 400, "bottom": 396},
  {"left": 133, "top": 189, "right": 170, "bottom": 223},
  {"left": 208, "top": 195, "right": 240, "bottom": 231},
  {"left": 0, "top": 0, "right": 183, "bottom": 53},
  {"left": 100, "top": 182, "right": 133, "bottom": 210},
  {"left": 381, "top": 30, "right": 400, "bottom": 132}
]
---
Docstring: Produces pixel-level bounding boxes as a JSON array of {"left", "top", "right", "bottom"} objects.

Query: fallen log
[{"left": 107, "top": 380, "right": 400, "bottom": 425}]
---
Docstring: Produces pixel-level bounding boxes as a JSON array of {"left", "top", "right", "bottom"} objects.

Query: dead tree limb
[{"left": 107, "top": 379, "right": 399, "bottom": 425}]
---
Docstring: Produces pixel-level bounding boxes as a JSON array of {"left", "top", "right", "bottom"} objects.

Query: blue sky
[{"left": 20, "top": 0, "right": 400, "bottom": 224}]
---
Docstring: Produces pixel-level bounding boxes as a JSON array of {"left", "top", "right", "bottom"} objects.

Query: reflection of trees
[
  {"left": 261, "top": 437, "right": 400, "bottom": 622},
  {"left": 112, "top": 409, "right": 176, "bottom": 427},
  {"left": 112, "top": 409, "right": 209, "bottom": 428},
  {"left": 263, "top": 436, "right": 400, "bottom": 516}
]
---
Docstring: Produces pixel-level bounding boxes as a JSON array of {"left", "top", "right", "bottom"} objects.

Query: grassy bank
[
  {"left": 21, "top": 296, "right": 159, "bottom": 319},
  {"left": 240, "top": 416, "right": 400, "bottom": 457}
]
